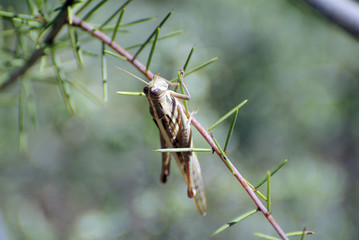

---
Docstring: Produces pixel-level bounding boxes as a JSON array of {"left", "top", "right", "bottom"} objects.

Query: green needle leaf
[
  {"left": 254, "top": 158, "right": 288, "bottom": 189},
  {"left": 74, "top": 29, "right": 83, "bottom": 64},
  {"left": 223, "top": 108, "right": 238, "bottom": 152},
  {"left": 286, "top": 230, "right": 315, "bottom": 237},
  {"left": 267, "top": 170, "right": 271, "bottom": 212},
  {"left": 34, "top": 0, "right": 43, "bottom": 10},
  {"left": 208, "top": 99, "right": 248, "bottom": 131},
  {"left": 211, "top": 209, "right": 258, "bottom": 236},
  {"left": 116, "top": 91, "right": 145, "bottom": 96},
  {"left": 133, "top": 10, "right": 173, "bottom": 59},
  {"left": 23, "top": 79, "right": 37, "bottom": 129},
  {"left": 68, "top": 26, "right": 83, "bottom": 66},
  {"left": 99, "top": 0, "right": 132, "bottom": 30},
  {"left": 154, "top": 148, "right": 212, "bottom": 153},
  {"left": 75, "top": 0, "right": 93, "bottom": 15},
  {"left": 120, "top": 16, "right": 158, "bottom": 27},
  {"left": 177, "top": 71, "right": 188, "bottom": 114},
  {"left": 126, "top": 30, "right": 184, "bottom": 50},
  {"left": 27, "top": 0, "right": 35, "bottom": 15},
  {"left": 39, "top": 55, "right": 46, "bottom": 72},
  {"left": 111, "top": 8, "right": 125, "bottom": 42},
  {"left": 254, "top": 231, "right": 315, "bottom": 240},
  {"left": 126, "top": 30, "right": 183, "bottom": 50},
  {"left": 301, "top": 226, "right": 307, "bottom": 240},
  {"left": 82, "top": 0, "right": 108, "bottom": 21},
  {"left": 104, "top": 50, "right": 126, "bottom": 60},
  {"left": 65, "top": 80, "right": 102, "bottom": 106},
  {"left": 183, "top": 45, "right": 194, "bottom": 72},
  {"left": 146, "top": 27, "right": 159, "bottom": 71},
  {"left": 51, "top": 49, "right": 75, "bottom": 114},
  {"left": 212, "top": 135, "right": 234, "bottom": 173},
  {"left": 67, "top": 5, "right": 73, "bottom": 24},
  {"left": 19, "top": 79, "right": 26, "bottom": 152},
  {"left": 0, "top": 27, "right": 38, "bottom": 37},
  {"left": 0, "top": 9, "right": 40, "bottom": 22},
  {"left": 244, "top": 179, "right": 267, "bottom": 201},
  {"left": 184, "top": 56, "right": 219, "bottom": 77},
  {"left": 212, "top": 135, "right": 226, "bottom": 159},
  {"left": 253, "top": 233, "right": 281, "bottom": 240}
]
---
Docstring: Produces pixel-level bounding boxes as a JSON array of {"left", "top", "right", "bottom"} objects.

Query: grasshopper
[{"left": 143, "top": 71, "right": 206, "bottom": 215}]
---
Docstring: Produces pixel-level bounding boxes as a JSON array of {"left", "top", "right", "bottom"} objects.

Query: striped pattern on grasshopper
[{"left": 143, "top": 73, "right": 207, "bottom": 215}]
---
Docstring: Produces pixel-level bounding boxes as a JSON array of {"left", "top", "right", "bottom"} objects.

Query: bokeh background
[{"left": 1, "top": 0, "right": 358, "bottom": 239}]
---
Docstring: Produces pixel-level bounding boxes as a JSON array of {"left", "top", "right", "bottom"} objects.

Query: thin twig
[
  {"left": 69, "top": 15, "right": 289, "bottom": 240},
  {"left": 300, "top": 0, "right": 359, "bottom": 39},
  {"left": 0, "top": 0, "right": 75, "bottom": 91}
]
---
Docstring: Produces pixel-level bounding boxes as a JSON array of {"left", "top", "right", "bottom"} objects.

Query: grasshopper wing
[{"left": 190, "top": 152, "right": 207, "bottom": 215}]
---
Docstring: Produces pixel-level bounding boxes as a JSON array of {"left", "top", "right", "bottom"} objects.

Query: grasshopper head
[{"left": 143, "top": 75, "right": 169, "bottom": 99}]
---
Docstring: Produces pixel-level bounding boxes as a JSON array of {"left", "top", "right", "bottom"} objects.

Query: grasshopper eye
[
  {"left": 143, "top": 86, "right": 149, "bottom": 94},
  {"left": 151, "top": 88, "right": 162, "bottom": 96}
]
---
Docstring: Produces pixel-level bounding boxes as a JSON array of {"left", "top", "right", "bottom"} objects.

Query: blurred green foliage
[{"left": 0, "top": 0, "right": 358, "bottom": 239}]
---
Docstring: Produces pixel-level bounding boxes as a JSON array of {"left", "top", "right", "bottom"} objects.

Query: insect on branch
[{"left": 69, "top": 14, "right": 289, "bottom": 240}]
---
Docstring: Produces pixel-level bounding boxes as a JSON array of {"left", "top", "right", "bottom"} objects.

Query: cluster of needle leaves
[{"left": 0, "top": 0, "right": 314, "bottom": 239}]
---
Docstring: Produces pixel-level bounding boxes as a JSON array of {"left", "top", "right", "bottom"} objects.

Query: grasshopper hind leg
[
  {"left": 159, "top": 130, "right": 171, "bottom": 183},
  {"left": 160, "top": 151, "right": 171, "bottom": 183}
]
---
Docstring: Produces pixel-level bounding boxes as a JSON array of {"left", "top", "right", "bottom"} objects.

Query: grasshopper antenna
[{"left": 115, "top": 66, "right": 149, "bottom": 85}]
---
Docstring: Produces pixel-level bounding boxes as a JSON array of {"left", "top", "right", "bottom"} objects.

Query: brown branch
[
  {"left": 0, "top": 0, "right": 75, "bottom": 91},
  {"left": 69, "top": 15, "right": 289, "bottom": 240},
  {"left": 191, "top": 118, "right": 288, "bottom": 240},
  {"left": 70, "top": 16, "right": 154, "bottom": 81}
]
